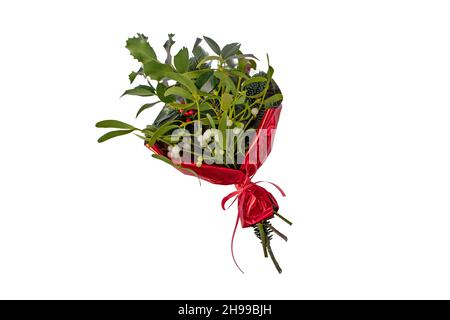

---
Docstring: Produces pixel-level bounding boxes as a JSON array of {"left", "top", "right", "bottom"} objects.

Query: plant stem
[
  {"left": 257, "top": 223, "right": 268, "bottom": 258},
  {"left": 274, "top": 212, "right": 293, "bottom": 226},
  {"left": 267, "top": 241, "right": 282, "bottom": 274},
  {"left": 268, "top": 224, "right": 288, "bottom": 242}
]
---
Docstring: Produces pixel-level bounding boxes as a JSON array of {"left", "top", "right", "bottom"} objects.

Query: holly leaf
[
  {"left": 121, "top": 85, "right": 155, "bottom": 97},
  {"left": 203, "top": 36, "right": 221, "bottom": 55},
  {"left": 174, "top": 47, "right": 189, "bottom": 73},
  {"left": 126, "top": 34, "right": 157, "bottom": 63}
]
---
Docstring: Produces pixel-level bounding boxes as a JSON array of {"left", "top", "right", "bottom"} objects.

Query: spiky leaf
[{"left": 126, "top": 34, "right": 157, "bottom": 63}]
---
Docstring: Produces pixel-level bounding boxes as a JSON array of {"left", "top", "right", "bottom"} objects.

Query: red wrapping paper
[{"left": 146, "top": 106, "right": 283, "bottom": 228}]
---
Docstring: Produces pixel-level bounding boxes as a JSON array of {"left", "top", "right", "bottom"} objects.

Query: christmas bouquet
[{"left": 96, "top": 34, "right": 292, "bottom": 273}]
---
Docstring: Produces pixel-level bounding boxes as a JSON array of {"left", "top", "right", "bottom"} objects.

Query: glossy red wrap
[{"left": 146, "top": 106, "right": 283, "bottom": 228}]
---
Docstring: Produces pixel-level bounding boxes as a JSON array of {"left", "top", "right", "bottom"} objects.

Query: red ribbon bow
[{"left": 221, "top": 179, "right": 286, "bottom": 273}]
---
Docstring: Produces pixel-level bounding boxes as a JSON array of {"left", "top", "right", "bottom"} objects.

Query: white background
[{"left": 0, "top": 0, "right": 449, "bottom": 299}]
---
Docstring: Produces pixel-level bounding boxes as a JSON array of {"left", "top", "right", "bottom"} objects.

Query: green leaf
[
  {"left": 129, "top": 71, "right": 138, "bottom": 84},
  {"left": 156, "top": 82, "right": 175, "bottom": 103},
  {"left": 168, "top": 102, "right": 195, "bottom": 109},
  {"left": 221, "top": 43, "right": 241, "bottom": 59},
  {"left": 184, "top": 69, "right": 211, "bottom": 79},
  {"left": 206, "top": 113, "right": 216, "bottom": 129},
  {"left": 195, "top": 70, "right": 214, "bottom": 89},
  {"left": 146, "top": 123, "right": 180, "bottom": 147},
  {"left": 203, "top": 36, "right": 221, "bottom": 55},
  {"left": 196, "top": 55, "right": 222, "bottom": 68},
  {"left": 165, "top": 72, "right": 198, "bottom": 94},
  {"left": 164, "top": 86, "right": 193, "bottom": 100},
  {"left": 95, "top": 120, "right": 135, "bottom": 130},
  {"left": 214, "top": 71, "right": 236, "bottom": 94},
  {"left": 152, "top": 153, "right": 175, "bottom": 164},
  {"left": 242, "top": 76, "right": 267, "bottom": 87},
  {"left": 263, "top": 93, "right": 283, "bottom": 106},
  {"left": 227, "top": 53, "right": 259, "bottom": 61},
  {"left": 143, "top": 60, "right": 173, "bottom": 81},
  {"left": 218, "top": 112, "right": 228, "bottom": 152},
  {"left": 97, "top": 129, "right": 134, "bottom": 143},
  {"left": 228, "top": 70, "right": 250, "bottom": 80},
  {"left": 136, "top": 102, "right": 161, "bottom": 118},
  {"left": 220, "top": 93, "right": 233, "bottom": 111},
  {"left": 126, "top": 34, "right": 157, "bottom": 63},
  {"left": 174, "top": 47, "right": 189, "bottom": 73},
  {"left": 121, "top": 85, "right": 155, "bottom": 97}
]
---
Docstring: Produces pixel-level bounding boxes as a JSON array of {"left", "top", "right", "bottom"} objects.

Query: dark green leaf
[
  {"left": 126, "top": 34, "right": 157, "bottom": 63},
  {"left": 174, "top": 47, "right": 189, "bottom": 73},
  {"left": 195, "top": 70, "right": 214, "bottom": 89},
  {"left": 203, "top": 36, "right": 221, "bottom": 55},
  {"left": 121, "top": 85, "right": 155, "bottom": 97},
  {"left": 221, "top": 43, "right": 241, "bottom": 58},
  {"left": 97, "top": 129, "right": 134, "bottom": 143},
  {"left": 156, "top": 82, "right": 175, "bottom": 103},
  {"left": 136, "top": 102, "right": 161, "bottom": 118},
  {"left": 143, "top": 60, "right": 173, "bottom": 81},
  {"left": 96, "top": 120, "right": 135, "bottom": 130}
]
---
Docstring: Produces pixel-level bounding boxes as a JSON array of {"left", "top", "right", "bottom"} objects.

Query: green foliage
[
  {"left": 126, "top": 34, "right": 157, "bottom": 63},
  {"left": 121, "top": 85, "right": 154, "bottom": 97},
  {"left": 174, "top": 47, "right": 189, "bottom": 73},
  {"left": 96, "top": 33, "right": 283, "bottom": 163}
]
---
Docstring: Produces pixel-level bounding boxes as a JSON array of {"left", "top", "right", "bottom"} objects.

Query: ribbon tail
[
  {"left": 255, "top": 181, "right": 286, "bottom": 197},
  {"left": 231, "top": 213, "right": 244, "bottom": 274},
  {"left": 221, "top": 190, "right": 240, "bottom": 210}
]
